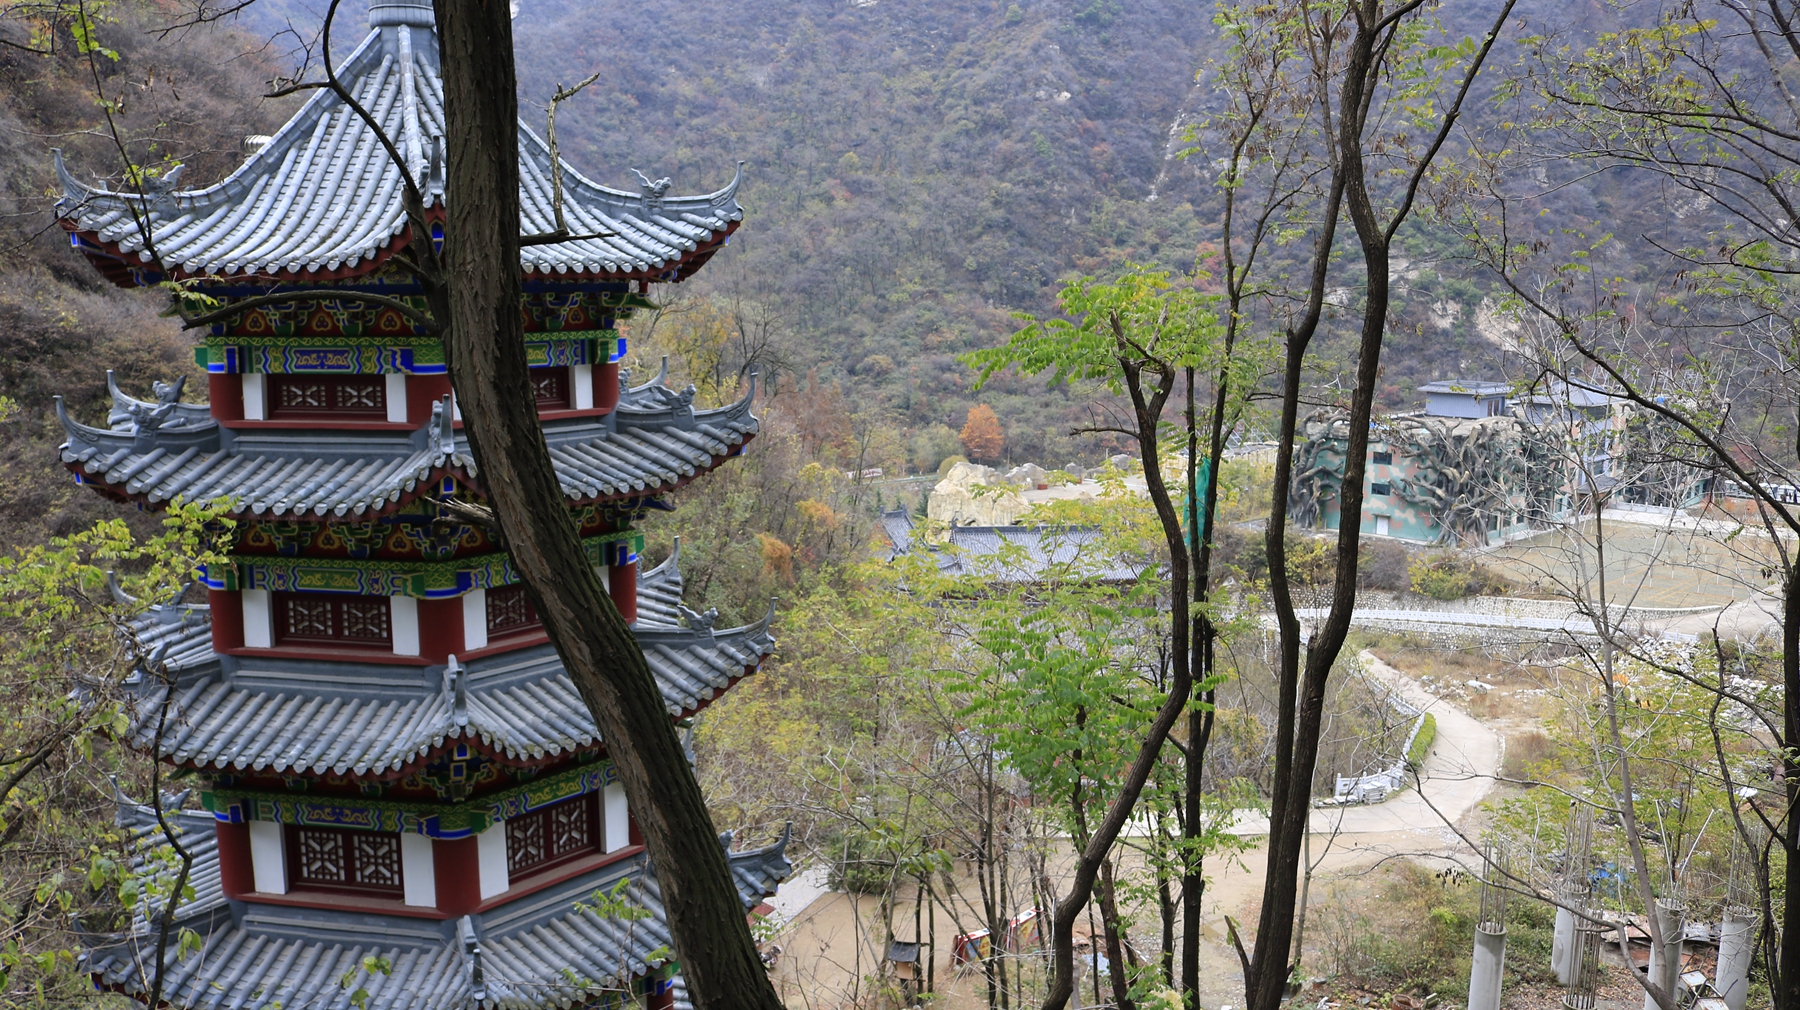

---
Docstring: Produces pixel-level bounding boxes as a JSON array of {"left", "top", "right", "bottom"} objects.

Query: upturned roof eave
[
  {"left": 58, "top": 436, "right": 754, "bottom": 520},
  {"left": 62, "top": 214, "right": 740, "bottom": 290},
  {"left": 131, "top": 638, "right": 774, "bottom": 783}
]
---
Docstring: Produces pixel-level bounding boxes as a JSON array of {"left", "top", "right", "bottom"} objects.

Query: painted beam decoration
[
  {"left": 203, "top": 530, "right": 644, "bottom": 597},
  {"left": 198, "top": 332, "right": 627, "bottom": 374},
  {"left": 204, "top": 760, "right": 619, "bottom": 839}
]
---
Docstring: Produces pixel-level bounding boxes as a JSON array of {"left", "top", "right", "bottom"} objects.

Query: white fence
[{"left": 1331, "top": 696, "right": 1426, "bottom": 805}]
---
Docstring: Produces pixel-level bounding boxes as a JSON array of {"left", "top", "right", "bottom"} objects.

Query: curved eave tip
[
  {"left": 52, "top": 148, "right": 94, "bottom": 203},
  {"left": 714, "top": 160, "right": 748, "bottom": 207}
]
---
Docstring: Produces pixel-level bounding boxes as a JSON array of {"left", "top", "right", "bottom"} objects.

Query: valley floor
[{"left": 765, "top": 649, "right": 1509, "bottom": 1009}]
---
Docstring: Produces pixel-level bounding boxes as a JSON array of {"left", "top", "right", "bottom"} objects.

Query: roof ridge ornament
[
  {"left": 676, "top": 604, "right": 719, "bottom": 640},
  {"left": 445, "top": 654, "right": 468, "bottom": 728},
  {"left": 459, "top": 915, "right": 487, "bottom": 1001},
  {"left": 431, "top": 394, "right": 456, "bottom": 456},
  {"left": 369, "top": 0, "right": 434, "bottom": 28},
  {"left": 630, "top": 168, "right": 672, "bottom": 214}
]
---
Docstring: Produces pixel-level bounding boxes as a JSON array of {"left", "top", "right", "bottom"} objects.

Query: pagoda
[{"left": 52, "top": 1, "right": 787, "bottom": 1006}]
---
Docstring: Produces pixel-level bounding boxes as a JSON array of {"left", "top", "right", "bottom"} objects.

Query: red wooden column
[
  {"left": 595, "top": 362, "right": 620, "bottom": 413},
  {"left": 608, "top": 560, "right": 636, "bottom": 622},
  {"left": 415, "top": 598, "right": 464, "bottom": 662},
  {"left": 209, "top": 589, "right": 244, "bottom": 652},
  {"left": 434, "top": 836, "right": 482, "bottom": 916},
  {"left": 215, "top": 821, "right": 254, "bottom": 900},
  {"left": 407, "top": 375, "right": 453, "bottom": 426},
  {"left": 208, "top": 374, "right": 244, "bottom": 423}
]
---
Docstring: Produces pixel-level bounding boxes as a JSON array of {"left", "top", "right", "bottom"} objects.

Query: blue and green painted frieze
[
  {"left": 203, "top": 530, "right": 645, "bottom": 598},
  {"left": 203, "top": 759, "right": 618, "bottom": 839},
  {"left": 196, "top": 331, "right": 626, "bottom": 375}
]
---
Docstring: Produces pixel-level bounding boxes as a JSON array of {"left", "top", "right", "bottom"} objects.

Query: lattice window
[
  {"left": 295, "top": 828, "right": 347, "bottom": 883},
  {"left": 486, "top": 585, "right": 541, "bottom": 638},
  {"left": 278, "top": 381, "right": 330, "bottom": 411},
  {"left": 268, "top": 376, "right": 388, "bottom": 420},
  {"left": 339, "top": 598, "right": 391, "bottom": 641},
  {"left": 505, "top": 794, "right": 600, "bottom": 877},
  {"left": 548, "top": 800, "right": 591, "bottom": 853},
  {"left": 284, "top": 597, "right": 335, "bottom": 639},
  {"left": 531, "top": 367, "right": 571, "bottom": 410},
  {"left": 350, "top": 834, "right": 402, "bottom": 889},
  {"left": 507, "top": 815, "right": 547, "bottom": 874},
  {"left": 288, "top": 826, "right": 404, "bottom": 897},
  {"left": 275, "top": 593, "right": 392, "bottom": 647},
  {"left": 338, "top": 381, "right": 384, "bottom": 410}
]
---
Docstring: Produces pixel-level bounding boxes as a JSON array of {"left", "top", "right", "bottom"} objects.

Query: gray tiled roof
[
  {"left": 86, "top": 807, "right": 791, "bottom": 1010},
  {"left": 55, "top": 0, "right": 741, "bottom": 285},
  {"left": 115, "top": 796, "right": 229, "bottom": 933},
  {"left": 56, "top": 376, "right": 758, "bottom": 518},
  {"left": 120, "top": 551, "right": 775, "bottom": 777},
  {"left": 879, "top": 509, "right": 1147, "bottom": 583}
]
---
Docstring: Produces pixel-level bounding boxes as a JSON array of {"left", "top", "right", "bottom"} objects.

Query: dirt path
[
  {"left": 768, "top": 649, "right": 1503, "bottom": 1009},
  {"left": 1225, "top": 649, "right": 1502, "bottom": 837}
]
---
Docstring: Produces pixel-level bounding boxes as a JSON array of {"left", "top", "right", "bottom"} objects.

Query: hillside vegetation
[{"left": 2, "top": 0, "right": 1686, "bottom": 503}]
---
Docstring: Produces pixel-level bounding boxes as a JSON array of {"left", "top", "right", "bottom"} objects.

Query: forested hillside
[
  {"left": 1, "top": 0, "right": 1692, "bottom": 503},
  {"left": 238, "top": 0, "right": 1577, "bottom": 461},
  {"left": 0, "top": 6, "right": 291, "bottom": 549}
]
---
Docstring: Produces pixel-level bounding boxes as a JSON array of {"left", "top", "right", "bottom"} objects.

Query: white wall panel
[
  {"left": 242, "top": 374, "right": 266, "bottom": 420},
  {"left": 477, "top": 822, "right": 509, "bottom": 899},
  {"left": 242, "top": 589, "right": 272, "bottom": 649},
  {"left": 401, "top": 833, "right": 436, "bottom": 907},
  {"left": 391, "top": 595, "right": 419, "bottom": 656},
  {"left": 604, "top": 782, "right": 629, "bottom": 853},
  {"left": 248, "top": 820, "right": 286, "bottom": 894},
  {"left": 573, "top": 364, "right": 594, "bottom": 410},
  {"left": 461, "top": 589, "right": 487, "bottom": 652},
  {"left": 385, "top": 373, "right": 408, "bottom": 423}
]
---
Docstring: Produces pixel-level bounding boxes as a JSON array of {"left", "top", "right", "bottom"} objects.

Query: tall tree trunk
[
  {"left": 1042, "top": 363, "right": 1192, "bottom": 1010},
  {"left": 1781, "top": 565, "right": 1800, "bottom": 1006},
  {"left": 430, "top": 1, "right": 781, "bottom": 1006},
  {"left": 1097, "top": 856, "right": 1134, "bottom": 1010},
  {"left": 1248, "top": 14, "right": 1385, "bottom": 1004},
  {"left": 1158, "top": 858, "right": 1176, "bottom": 989}
]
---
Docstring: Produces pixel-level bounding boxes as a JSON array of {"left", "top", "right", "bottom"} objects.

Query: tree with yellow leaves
[{"left": 959, "top": 404, "right": 1004, "bottom": 462}]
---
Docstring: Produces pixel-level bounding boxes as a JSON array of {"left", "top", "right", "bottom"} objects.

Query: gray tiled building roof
[
  {"left": 879, "top": 509, "right": 1148, "bottom": 583},
  {"left": 58, "top": 375, "right": 758, "bottom": 518},
  {"left": 87, "top": 797, "right": 791, "bottom": 1010},
  {"left": 121, "top": 549, "right": 775, "bottom": 777},
  {"left": 55, "top": 0, "right": 741, "bottom": 286}
]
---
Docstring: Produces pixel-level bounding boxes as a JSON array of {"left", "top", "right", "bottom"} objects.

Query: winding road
[{"left": 1227, "top": 649, "right": 1503, "bottom": 837}]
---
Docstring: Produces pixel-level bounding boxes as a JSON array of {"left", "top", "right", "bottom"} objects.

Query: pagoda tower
[{"left": 52, "top": 2, "right": 786, "bottom": 1006}]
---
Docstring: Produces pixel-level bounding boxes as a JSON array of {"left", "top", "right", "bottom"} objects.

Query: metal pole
[
  {"left": 1554, "top": 802, "right": 1593, "bottom": 987},
  {"left": 1469, "top": 842, "right": 1508, "bottom": 1010},
  {"left": 1562, "top": 910, "right": 1603, "bottom": 1010}
]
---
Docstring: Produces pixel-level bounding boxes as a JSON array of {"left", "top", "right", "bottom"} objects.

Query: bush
[
  {"left": 1501, "top": 730, "right": 1554, "bottom": 781},
  {"left": 1409, "top": 555, "right": 1475, "bottom": 599},
  {"left": 1406, "top": 714, "right": 1436, "bottom": 766},
  {"left": 936, "top": 454, "right": 969, "bottom": 478},
  {"left": 1358, "top": 539, "right": 1411, "bottom": 591},
  {"left": 1318, "top": 861, "right": 1475, "bottom": 994}
]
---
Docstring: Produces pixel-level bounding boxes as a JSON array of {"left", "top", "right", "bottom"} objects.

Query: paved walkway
[{"left": 1227, "top": 649, "right": 1502, "bottom": 837}]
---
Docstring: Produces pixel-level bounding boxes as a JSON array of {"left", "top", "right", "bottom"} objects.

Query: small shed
[{"left": 888, "top": 940, "right": 922, "bottom": 981}]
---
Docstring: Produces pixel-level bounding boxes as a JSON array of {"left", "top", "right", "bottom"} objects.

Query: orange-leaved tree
[{"left": 959, "top": 403, "right": 1005, "bottom": 462}]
